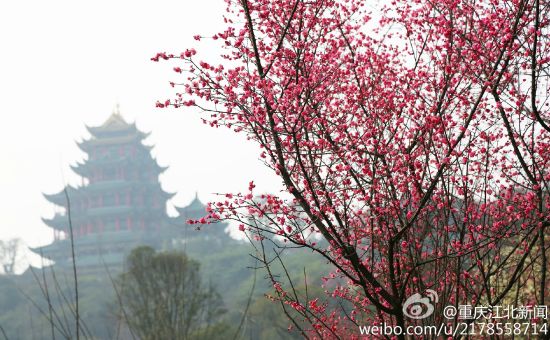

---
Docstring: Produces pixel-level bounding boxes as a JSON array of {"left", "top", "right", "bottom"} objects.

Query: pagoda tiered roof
[
  {"left": 43, "top": 186, "right": 80, "bottom": 206},
  {"left": 85, "top": 112, "right": 150, "bottom": 137},
  {"left": 76, "top": 112, "right": 152, "bottom": 153},
  {"left": 77, "top": 133, "right": 152, "bottom": 152},
  {"left": 30, "top": 229, "right": 172, "bottom": 260},
  {"left": 70, "top": 157, "right": 169, "bottom": 178},
  {"left": 41, "top": 214, "right": 68, "bottom": 230},
  {"left": 175, "top": 194, "right": 206, "bottom": 215},
  {"left": 44, "top": 181, "right": 175, "bottom": 206},
  {"left": 174, "top": 194, "right": 231, "bottom": 239}
]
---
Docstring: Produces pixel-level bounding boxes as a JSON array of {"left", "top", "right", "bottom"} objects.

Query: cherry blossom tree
[{"left": 155, "top": 0, "right": 549, "bottom": 338}]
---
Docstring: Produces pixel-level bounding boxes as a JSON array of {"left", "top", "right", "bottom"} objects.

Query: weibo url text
[{"left": 359, "top": 322, "right": 549, "bottom": 337}]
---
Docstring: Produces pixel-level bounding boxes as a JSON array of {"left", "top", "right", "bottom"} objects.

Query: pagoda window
[
  {"left": 104, "top": 168, "right": 114, "bottom": 180},
  {"left": 121, "top": 167, "right": 126, "bottom": 180},
  {"left": 138, "top": 193, "right": 144, "bottom": 206},
  {"left": 98, "top": 195, "right": 103, "bottom": 207},
  {"left": 119, "top": 146, "right": 124, "bottom": 156},
  {"left": 115, "top": 218, "right": 120, "bottom": 231},
  {"left": 115, "top": 193, "right": 120, "bottom": 205},
  {"left": 140, "top": 219, "right": 145, "bottom": 230},
  {"left": 104, "top": 193, "right": 114, "bottom": 206},
  {"left": 127, "top": 217, "right": 132, "bottom": 230},
  {"left": 126, "top": 191, "right": 131, "bottom": 205},
  {"left": 87, "top": 223, "right": 93, "bottom": 234}
]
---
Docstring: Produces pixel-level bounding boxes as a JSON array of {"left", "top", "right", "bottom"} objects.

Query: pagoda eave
[
  {"left": 154, "top": 163, "right": 169, "bottom": 174},
  {"left": 43, "top": 186, "right": 79, "bottom": 206},
  {"left": 29, "top": 242, "right": 66, "bottom": 259},
  {"left": 71, "top": 164, "right": 91, "bottom": 178},
  {"left": 85, "top": 123, "right": 138, "bottom": 136},
  {"left": 76, "top": 141, "right": 91, "bottom": 153},
  {"left": 85, "top": 113, "right": 140, "bottom": 136},
  {"left": 41, "top": 216, "right": 68, "bottom": 231},
  {"left": 80, "top": 132, "right": 148, "bottom": 147},
  {"left": 162, "top": 191, "right": 177, "bottom": 199}
]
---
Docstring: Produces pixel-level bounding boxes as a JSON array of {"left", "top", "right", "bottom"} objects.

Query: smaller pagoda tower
[
  {"left": 32, "top": 109, "right": 178, "bottom": 272},
  {"left": 175, "top": 193, "right": 231, "bottom": 245}
]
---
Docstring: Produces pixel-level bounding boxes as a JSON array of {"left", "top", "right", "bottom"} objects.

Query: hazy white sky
[{"left": 0, "top": 0, "right": 281, "bottom": 252}]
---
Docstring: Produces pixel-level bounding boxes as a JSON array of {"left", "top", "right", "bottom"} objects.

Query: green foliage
[
  {"left": 0, "top": 275, "right": 23, "bottom": 309},
  {"left": 0, "top": 239, "right": 330, "bottom": 339},
  {"left": 247, "top": 296, "right": 300, "bottom": 339},
  {"left": 0, "top": 268, "right": 117, "bottom": 339},
  {"left": 117, "top": 246, "right": 229, "bottom": 340}
]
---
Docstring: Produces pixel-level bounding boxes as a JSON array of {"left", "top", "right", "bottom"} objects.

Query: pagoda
[
  {"left": 32, "top": 108, "right": 178, "bottom": 272},
  {"left": 175, "top": 193, "right": 231, "bottom": 244}
]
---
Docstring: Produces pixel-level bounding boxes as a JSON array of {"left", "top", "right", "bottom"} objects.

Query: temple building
[
  {"left": 31, "top": 109, "right": 180, "bottom": 272},
  {"left": 175, "top": 193, "right": 231, "bottom": 246}
]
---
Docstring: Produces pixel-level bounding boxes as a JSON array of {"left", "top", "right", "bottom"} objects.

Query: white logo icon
[{"left": 402, "top": 290, "right": 438, "bottom": 319}]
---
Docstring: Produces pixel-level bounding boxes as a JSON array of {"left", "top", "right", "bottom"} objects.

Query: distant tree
[
  {"left": 0, "top": 238, "right": 22, "bottom": 275},
  {"left": 117, "top": 246, "right": 230, "bottom": 340}
]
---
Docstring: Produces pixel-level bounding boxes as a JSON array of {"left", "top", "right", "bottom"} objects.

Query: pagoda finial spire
[{"left": 113, "top": 102, "right": 121, "bottom": 116}]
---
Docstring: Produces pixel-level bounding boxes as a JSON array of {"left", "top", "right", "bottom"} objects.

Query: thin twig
[
  {"left": 63, "top": 188, "right": 80, "bottom": 340},
  {"left": 102, "top": 258, "right": 137, "bottom": 340},
  {"left": 0, "top": 324, "right": 8, "bottom": 340},
  {"left": 232, "top": 260, "right": 257, "bottom": 340},
  {"left": 40, "top": 252, "right": 56, "bottom": 340}
]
